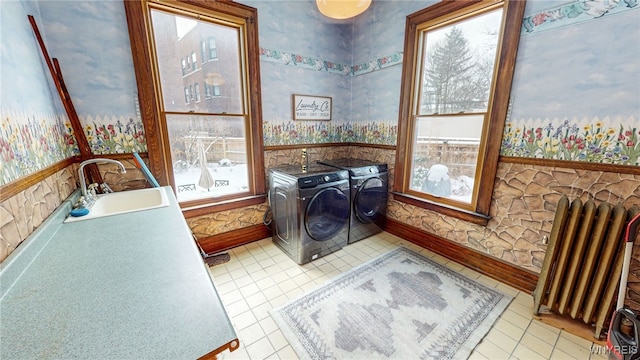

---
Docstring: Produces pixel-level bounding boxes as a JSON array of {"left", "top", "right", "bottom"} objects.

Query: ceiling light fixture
[{"left": 316, "top": 0, "right": 372, "bottom": 20}]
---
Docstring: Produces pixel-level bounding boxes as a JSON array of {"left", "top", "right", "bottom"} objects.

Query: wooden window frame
[
  {"left": 393, "top": 0, "right": 526, "bottom": 225},
  {"left": 124, "top": 0, "right": 266, "bottom": 214}
]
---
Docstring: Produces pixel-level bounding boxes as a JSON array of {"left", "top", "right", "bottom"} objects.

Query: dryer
[
  {"left": 317, "top": 158, "right": 388, "bottom": 244},
  {"left": 268, "top": 164, "right": 350, "bottom": 264}
]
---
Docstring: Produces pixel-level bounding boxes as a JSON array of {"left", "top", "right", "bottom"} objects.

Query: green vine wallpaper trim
[
  {"left": 522, "top": 0, "right": 638, "bottom": 34},
  {"left": 259, "top": 47, "right": 403, "bottom": 77}
]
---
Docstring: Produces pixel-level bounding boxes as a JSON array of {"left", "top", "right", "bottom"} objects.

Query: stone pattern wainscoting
[
  {"left": 0, "top": 167, "right": 76, "bottom": 262},
  {"left": 388, "top": 162, "right": 640, "bottom": 272},
  {"left": 95, "top": 159, "right": 151, "bottom": 192},
  {"left": 0, "top": 158, "right": 154, "bottom": 263},
  {"left": 188, "top": 202, "right": 271, "bottom": 239}
]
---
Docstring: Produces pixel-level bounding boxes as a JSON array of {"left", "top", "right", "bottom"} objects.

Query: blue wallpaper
[
  {"left": 1, "top": 2, "right": 54, "bottom": 113},
  {"left": 250, "top": 0, "right": 416, "bottom": 147},
  {"left": 505, "top": 1, "right": 639, "bottom": 165},
  {"left": 0, "top": 1, "right": 76, "bottom": 184},
  {"left": 1, "top": 0, "right": 638, "bottom": 185},
  {"left": 36, "top": 0, "right": 140, "bottom": 120}
]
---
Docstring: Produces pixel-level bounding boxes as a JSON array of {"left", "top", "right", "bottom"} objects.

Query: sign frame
[{"left": 292, "top": 94, "right": 332, "bottom": 121}]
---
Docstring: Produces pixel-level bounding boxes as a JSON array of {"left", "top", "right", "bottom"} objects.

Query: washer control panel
[
  {"left": 298, "top": 172, "right": 346, "bottom": 188},
  {"left": 351, "top": 164, "right": 388, "bottom": 177}
]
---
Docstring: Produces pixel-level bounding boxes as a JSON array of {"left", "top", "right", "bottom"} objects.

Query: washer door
[
  {"left": 354, "top": 177, "right": 387, "bottom": 224},
  {"left": 305, "top": 187, "right": 349, "bottom": 241}
]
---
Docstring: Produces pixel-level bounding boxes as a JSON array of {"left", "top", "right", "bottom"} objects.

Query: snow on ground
[
  {"left": 174, "top": 163, "right": 248, "bottom": 202},
  {"left": 173, "top": 162, "right": 473, "bottom": 204},
  {"left": 414, "top": 164, "right": 474, "bottom": 204},
  {"left": 449, "top": 175, "right": 474, "bottom": 203}
]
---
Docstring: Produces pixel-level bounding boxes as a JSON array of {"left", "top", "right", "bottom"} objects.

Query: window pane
[
  {"left": 418, "top": 8, "right": 502, "bottom": 115},
  {"left": 151, "top": 9, "right": 243, "bottom": 114},
  {"left": 166, "top": 114, "right": 248, "bottom": 202},
  {"left": 410, "top": 115, "right": 482, "bottom": 204},
  {"left": 209, "top": 37, "right": 217, "bottom": 59}
]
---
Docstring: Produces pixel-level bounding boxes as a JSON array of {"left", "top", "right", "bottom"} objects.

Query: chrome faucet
[{"left": 78, "top": 158, "right": 126, "bottom": 198}]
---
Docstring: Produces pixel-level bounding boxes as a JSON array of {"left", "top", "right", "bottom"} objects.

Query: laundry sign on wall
[{"left": 292, "top": 94, "right": 332, "bottom": 120}]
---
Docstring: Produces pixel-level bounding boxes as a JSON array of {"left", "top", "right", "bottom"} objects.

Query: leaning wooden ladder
[{"left": 28, "top": 15, "right": 105, "bottom": 190}]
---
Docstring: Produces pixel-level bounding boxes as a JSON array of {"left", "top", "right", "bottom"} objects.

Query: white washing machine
[
  {"left": 268, "top": 164, "right": 350, "bottom": 264},
  {"left": 317, "top": 158, "right": 388, "bottom": 244}
]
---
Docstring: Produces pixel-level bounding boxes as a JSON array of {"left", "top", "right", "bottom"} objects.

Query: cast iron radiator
[{"left": 533, "top": 195, "right": 640, "bottom": 339}]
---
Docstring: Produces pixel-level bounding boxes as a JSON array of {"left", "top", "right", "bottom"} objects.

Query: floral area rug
[{"left": 270, "top": 247, "right": 512, "bottom": 360}]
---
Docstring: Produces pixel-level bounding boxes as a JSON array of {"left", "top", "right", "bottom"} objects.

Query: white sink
[{"left": 64, "top": 187, "right": 170, "bottom": 223}]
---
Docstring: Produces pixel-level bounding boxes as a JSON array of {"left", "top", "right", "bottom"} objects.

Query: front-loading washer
[
  {"left": 268, "top": 164, "right": 350, "bottom": 264},
  {"left": 317, "top": 158, "right": 388, "bottom": 244}
]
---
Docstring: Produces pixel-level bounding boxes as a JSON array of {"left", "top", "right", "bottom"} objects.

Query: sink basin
[{"left": 64, "top": 187, "right": 170, "bottom": 223}]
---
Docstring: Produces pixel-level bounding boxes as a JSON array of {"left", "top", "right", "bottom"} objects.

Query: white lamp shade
[{"left": 316, "top": 0, "right": 372, "bottom": 20}]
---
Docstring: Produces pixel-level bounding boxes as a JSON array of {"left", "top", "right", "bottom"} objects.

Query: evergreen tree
[{"left": 421, "top": 26, "right": 492, "bottom": 114}]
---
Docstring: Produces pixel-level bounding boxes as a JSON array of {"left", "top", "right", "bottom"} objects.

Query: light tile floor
[{"left": 208, "top": 232, "right": 610, "bottom": 360}]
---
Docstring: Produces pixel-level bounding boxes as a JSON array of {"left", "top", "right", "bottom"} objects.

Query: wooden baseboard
[
  {"left": 384, "top": 218, "right": 539, "bottom": 293},
  {"left": 198, "top": 218, "right": 538, "bottom": 293},
  {"left": 197, "top": 224, "right": 272, "bottom": 255}
]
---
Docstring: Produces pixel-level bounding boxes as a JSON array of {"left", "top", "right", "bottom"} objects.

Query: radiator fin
[
  {"left": 533, "top": 196, "right": 631, "bottom": 339},
  {"left": 558, "top": 199, "right": 597, "bottom": 314},
  {"left": 581, "top": 204, "right": 627, "bottom": 323}
]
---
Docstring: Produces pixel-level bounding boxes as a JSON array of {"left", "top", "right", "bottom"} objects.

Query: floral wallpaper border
[
  {"left": 263, "top": 119, "right": 397, "bottom": 147},
  {"left": 79, "top": 115, "right": 146, "bottom": 155},
  {"left": 0, "top": 110, "right": 148, "bottom": 185},
  {"left": 522, "top": 0, "right": 638, "bottom": 34},
  {"left": 501, "top": 116, "right": 640, "bottom": 166},
  {"left": 1, "top": 110, "right": 75, "bottom": 185},
  {"left": 259, "top": 47, "right": 402, "bottom": 77}
]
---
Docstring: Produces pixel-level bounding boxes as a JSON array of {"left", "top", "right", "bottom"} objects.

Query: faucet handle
[
  {"left": 88, "top": 183, "right": 98, "bottom": 197},
  {"left": 76, "top": 196, "right": 88, "bottom": 208},
  {"left": 100, "top": 183, "right": 114, "bottom": 193}
]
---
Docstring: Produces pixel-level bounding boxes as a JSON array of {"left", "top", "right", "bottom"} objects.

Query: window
[
  {"left": 200, "top": 40, "right": 206, "bottom": 63},
  {"left": 181, "top": 58, "right": 187, "bottom": 76},
  {"left": 213, "top": 85, "right": 221, "bottom": 97},
  {"left": 208, "top": 37, "right": 217, "bottom": 59},
  {"left": 191, "top": 52, "right": 197, "bottom": 70},
  {"left": 125, "top": 0, "right": 265, "bottom": 211},
  {"left": 394, "top": 0, "right": 525, "bottom": 224}
]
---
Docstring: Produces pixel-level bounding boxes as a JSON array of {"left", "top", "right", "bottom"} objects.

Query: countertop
[{"left": 0, "top": 186, "right": 238, "bottom": 359}]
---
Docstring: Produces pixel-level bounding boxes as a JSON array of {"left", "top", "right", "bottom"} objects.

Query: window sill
[
  {"left": 391, "top": 192, "right": 490, "bottom": 226},
  {"left": 181, "top": 194, "right": 266, "bottom": 219}
]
